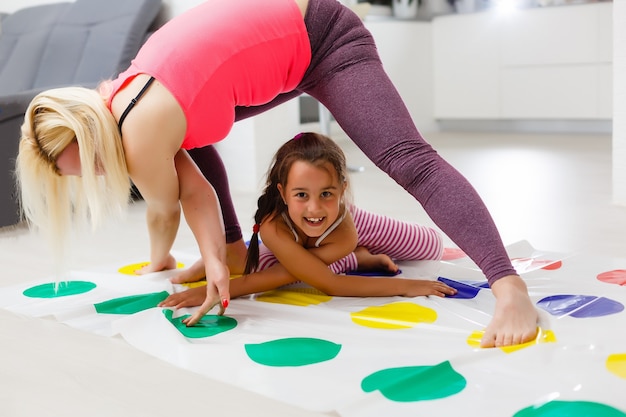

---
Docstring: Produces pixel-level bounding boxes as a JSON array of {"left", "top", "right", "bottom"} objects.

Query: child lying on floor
[{"left": 159, "top": 132, "right": 456, "bottom": 316}]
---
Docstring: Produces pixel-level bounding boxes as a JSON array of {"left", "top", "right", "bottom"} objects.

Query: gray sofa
[{"left": 0, "top": 0, "right": 162, "bottom": 228}]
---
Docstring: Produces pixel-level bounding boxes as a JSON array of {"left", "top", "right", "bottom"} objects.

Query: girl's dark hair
[{"left": 244, "top": 132, "right": 348, "bottom": 274}]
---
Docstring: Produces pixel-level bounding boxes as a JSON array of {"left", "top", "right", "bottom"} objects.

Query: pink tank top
[{"left": 107, "top": 0, "right": 311, "bottom": 149}]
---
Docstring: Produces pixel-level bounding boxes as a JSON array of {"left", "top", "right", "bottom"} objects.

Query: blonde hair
[{"left": 15, "top": 86, "right": 131, "bottom": 260}]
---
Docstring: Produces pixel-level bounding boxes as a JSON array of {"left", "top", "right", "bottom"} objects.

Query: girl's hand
[
  {"left": 135, "top": 254, "right": 177, "bottom": 275},
  {"left": 354, "top": 246, "right": 399, "bottom": 274},
  {"left": 403, "top": 279, "right": 457, "bottom": 298},
  {"left": 182, "top": 259, "right": 230, "bottom": 326}
]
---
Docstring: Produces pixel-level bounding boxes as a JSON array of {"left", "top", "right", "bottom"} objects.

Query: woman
[{"left": 16, "top": 0, "right": 537, "bottom": 346}]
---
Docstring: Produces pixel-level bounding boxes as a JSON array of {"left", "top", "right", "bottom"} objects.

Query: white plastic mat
[{"left": 1, "top": 241, "right": 624, "bottom": 417}]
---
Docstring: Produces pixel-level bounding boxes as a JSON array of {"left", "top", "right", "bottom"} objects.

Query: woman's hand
[
  {"left": 182, "top": 259, "right": 230, "bottom": 326},
  {"left": 159, "top": 285, "right": 207, "bottom": 308}
]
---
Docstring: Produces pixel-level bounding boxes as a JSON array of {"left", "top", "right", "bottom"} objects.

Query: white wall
[
  {"left": 613, "top": 0, "right": 626, "bottom": 205},
  {"left": 0, "top": 0, "right": 72, "bottom": 14}
]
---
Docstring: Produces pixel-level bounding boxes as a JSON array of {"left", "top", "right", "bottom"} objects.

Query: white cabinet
[
  {"left": 432, "top": 12, "right": 500, "bottom": 118},
  {"left": 433, "top": 3, "right": 613, "bottom": 120},
  {"left": 364, "top": 19, "right": 437, "bottom": 131}
]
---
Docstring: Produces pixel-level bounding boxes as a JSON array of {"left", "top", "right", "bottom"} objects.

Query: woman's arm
[
  {"left": 118, "top": 80, "right": 229, "bottom": 324},
  {"left": 116, "top": 76, "right": 187, "bottom": 273},
  {"left": 173, "top": 150, "right": 231, "bottom": 325},
  {"left": 123, "top": 122, "right": 183, "bottom": 273}
]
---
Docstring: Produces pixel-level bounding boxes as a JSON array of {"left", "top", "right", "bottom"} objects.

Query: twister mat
[{"left": 1, "top": 241, "right": 624, "bottom": 416}]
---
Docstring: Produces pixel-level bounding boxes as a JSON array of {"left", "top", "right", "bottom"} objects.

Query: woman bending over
[{"left": 16, "top": 0, "right": 536, "bottom": 345}]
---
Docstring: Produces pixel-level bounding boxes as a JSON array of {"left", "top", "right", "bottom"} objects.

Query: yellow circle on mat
[
  {"left": 118, "top": 262, "right": 185, "bottom": 275},
  {"left": 178, "top": 274, "right": 243, "bottom": 288},
  {"left": 606, "top": 353, "right": 626, "bottom": 379},
  {"left": 350, "top": 302, "right": 437, "bottom": 330},
  {"left": 181, "top": 281, "right": 207, "bottom": 288},
  {"left": 466, "top": 327, "right": 556, "bottom": 353},
  {"left": 256, "top": 287, "right": 332, "bottom": 306}
]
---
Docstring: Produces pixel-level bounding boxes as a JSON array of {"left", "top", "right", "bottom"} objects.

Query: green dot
[
  {"left": 162, "top": 309, "right": 237, "bottom": 338},
  {"left": 94, "top": 291, "right": 170, "bottom": 314},
  {"left": 514, "top": 401, "right": 626, "bottom": 417},
  {"left": 245, "top": 337, "right": 341, "bottom": 367},
  {"left": 361, "top": 361, "right": 466, "bottom": 402},
  {"left": 23, "top": 281, "right": 96, "bottom": 298}
]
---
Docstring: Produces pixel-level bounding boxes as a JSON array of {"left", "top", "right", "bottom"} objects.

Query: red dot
[
  {"left": 597, "top": 269, "right": 626, "bottom": 286},
  {"left": 539, "top": 260, "right": 562, "bottom": 270},
  {"left": 442, "top": 248, "right": 467, "bottom": 261},
  {"left": 511, "top": 258, "right": 562, "bottom": 272}
]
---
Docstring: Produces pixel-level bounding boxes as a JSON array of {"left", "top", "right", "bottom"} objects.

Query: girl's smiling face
[{"left": 278, "top": 160, "right": 345, "bottom": 238}]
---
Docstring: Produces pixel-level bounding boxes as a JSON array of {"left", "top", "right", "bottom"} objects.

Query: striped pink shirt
[{"left": 256, "top": 205, "right": 443, "bottom": 273}]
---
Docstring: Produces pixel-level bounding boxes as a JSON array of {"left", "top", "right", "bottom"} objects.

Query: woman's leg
[
  {"left": 299, "top": 0, "right": 514, "bottom": 286},
  {"left": 300, "top": 0, "right": 537, "bottom": 349}
]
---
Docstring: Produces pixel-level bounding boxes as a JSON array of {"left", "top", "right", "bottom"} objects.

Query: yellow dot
[
  {"left": 466, "top": 327, "right": 556, "bottom": 353},
  {"left": 180, "top": 273, "right": 242, "bottom": 288},
  {"left": 181, "top": 280, "right": 207, "bottom": 288},
  {"left": 256, "top": 287, "right": 332, "bottom": 306},
  {"left": 606, "top": 353, "right": 626, "bottom": 379},
  {"left": 118, "top": 262, "right": 185, "bottom": 275},
  {"left": 350, "top": 302, "right": 437, "bottom": 330}
]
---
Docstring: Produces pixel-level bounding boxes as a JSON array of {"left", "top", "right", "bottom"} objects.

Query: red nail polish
[{"left": 222, "top": 298, "right": 229, "bottom": 309}]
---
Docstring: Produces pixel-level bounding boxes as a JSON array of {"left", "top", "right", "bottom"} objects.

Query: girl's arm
[
  {"left": 261, "top": 220, "right": 454, "bottom": 297},
  {"left": 305, "top": 209, "right": 358, "bottom": 265},
  {"left": 158, "top": 262, "right": 298, "bottom": 309},
  {"left": 230, "top": 263, "right": 298, "bottom": 297}
]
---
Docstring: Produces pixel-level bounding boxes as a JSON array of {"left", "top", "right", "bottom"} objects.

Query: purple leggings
[{"left": 196, "top": 0, "right": 516, "bottom": 285}]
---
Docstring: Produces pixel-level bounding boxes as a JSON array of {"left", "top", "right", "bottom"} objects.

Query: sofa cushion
[
  {"left": 0, "top": 3, "right": 71, "bottom": 95},
  {"left": 0, "top": 0, "right": 161, "bottom": 95}
]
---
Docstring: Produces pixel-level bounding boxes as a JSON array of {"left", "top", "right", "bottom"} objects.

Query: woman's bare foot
[
  {"left": 170, "top": 239, "right": 249, "bottom": 284},
  {"left": 170, "top": 258, "right": 205, "bottom": 284},
  {"left": 481, "top": 275, "right": 538, "bottom": 347},
  {"left": 354, "top": 246, "right": 399, "bottom": 273},
  {"left": 226, "top": 239, "right": 248, "bottom": 275}
]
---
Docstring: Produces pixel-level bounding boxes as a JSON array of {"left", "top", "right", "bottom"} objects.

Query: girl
[
  {"left": 160, "top": 133, "right": 457, "bottom": 308},
  {"left": 16, "top": 0, "right": 536, "bottom": 345}
]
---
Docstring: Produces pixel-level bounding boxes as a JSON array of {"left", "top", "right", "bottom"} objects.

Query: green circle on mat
[
  {"left": 361, "top": 361, "right": 466, "bottom": 402},
  {"left": 23, "top": 281, "right": 96, "bottom": 298},
  {"left": 94, "top": 291, "right": 170, "bottom": 314},
  {"left": 514, "top": 401, "right": 626, "bottom": 417},
  {"left": 245, "top": 337, "right": 341, "bottom": 367},
  {"left": 162, "top": 309, "right": 237, "bottom": 338}
]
